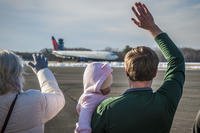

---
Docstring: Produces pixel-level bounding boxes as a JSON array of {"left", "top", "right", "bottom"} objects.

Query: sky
[{"left": 0, "top": 0, "right": 200, "bottom": 52}]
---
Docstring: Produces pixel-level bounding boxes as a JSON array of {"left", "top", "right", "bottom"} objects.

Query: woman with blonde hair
[{"left": 0, "top": 50, "right": 65, "bottom": 133}]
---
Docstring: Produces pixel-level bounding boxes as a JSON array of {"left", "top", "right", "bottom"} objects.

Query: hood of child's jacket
[{"left": 83, "top": 62, "right": 112, "bottom": 93}]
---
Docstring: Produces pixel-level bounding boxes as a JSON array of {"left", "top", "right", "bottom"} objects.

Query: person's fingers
[
  {"left": 45, "top": 57, "right": 48, "bottom": 64},
  {"left": 142, "top": 3, "right": 154, "bottom": 22},
  {"left": 32, "top": 54, "right": 37, "bottom": 62},
  {"left": 27, "top": 62, "right": 35, "bottom": 68},
  {"left": 136, "top": 7, "right": 145, "bottom": 20},
  {"left": 132, "top": 3, "right": 140, "bottom": 19},
  {"left": 41, "top": 54, "right": 45, "bottom": 61},
  {"left": 36, "top": 53, "right": 41, "bottom": 61},
  {"left": 45, "top": 57, "right": 48, "bottom": 66},
  {"left": 131, "top": 18, "right": 141, "bottom": 27},
  {"left": 42, "top": 55, "right": 48, "bottom": 65},
  {"left": 137, "top": 2, "right": 146, "bottom": 16},
  {"left": 143, "top": 3, "right": 150, "bottom": 14},
  {"left": 37, "top": 53, "right": 43, "bottom": 61}
]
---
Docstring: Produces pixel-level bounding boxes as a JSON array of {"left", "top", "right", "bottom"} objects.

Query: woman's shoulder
[
  {"left": 18, "top": 89, "right": 45, "bottom": 106},
  {"left": 20, "top": 89, "right": 43, "bottom": 99},
  {"left": 22, "top": 89, "right": 41, "bottom": 95}
]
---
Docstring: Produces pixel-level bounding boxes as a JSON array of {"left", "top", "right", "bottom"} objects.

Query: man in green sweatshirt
[{"left": 91, "top": 2, "right": 185, "bottom": 133}]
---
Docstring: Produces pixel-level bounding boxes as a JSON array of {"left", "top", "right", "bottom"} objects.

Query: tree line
[
  {"left": 105, "top": 46, "right": 200, "bottom": 62},
  {"left": 154, "top": 47, "right": 200, "bottom": 62}
]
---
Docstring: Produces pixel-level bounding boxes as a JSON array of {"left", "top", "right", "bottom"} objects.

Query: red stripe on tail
[{"left": 51, "top": 36, "right": 58, "bottom": 50}]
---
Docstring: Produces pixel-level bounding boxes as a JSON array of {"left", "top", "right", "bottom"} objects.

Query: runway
[{"left": 23, "top": 66, "right": 200, "bottom": 133}]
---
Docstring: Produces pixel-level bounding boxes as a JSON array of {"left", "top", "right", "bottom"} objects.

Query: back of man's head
[{"left": 124, "top": 46, "right": 159, "bottom": 81}]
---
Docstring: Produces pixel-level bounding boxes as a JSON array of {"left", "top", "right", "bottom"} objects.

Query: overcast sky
[{"left": 0, "top": 0, "right": 200, "bottom": 52}]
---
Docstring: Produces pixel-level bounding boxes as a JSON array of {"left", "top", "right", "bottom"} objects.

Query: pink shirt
[{"left": 75, "top": 63, "right": 112, "bottom": 133}]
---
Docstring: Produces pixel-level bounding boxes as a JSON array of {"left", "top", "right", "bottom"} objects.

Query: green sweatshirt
[{"left": 91, "top": 33, "right": 185, "bottom": 133}]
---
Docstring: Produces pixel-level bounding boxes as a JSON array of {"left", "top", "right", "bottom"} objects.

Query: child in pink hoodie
[{"left": 75, "top": 62, "right": 113, "bottom": 133}]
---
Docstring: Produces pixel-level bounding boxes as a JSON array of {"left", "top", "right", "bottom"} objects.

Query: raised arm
[
  {"left": 28, "top": 54, "right": 65, "bottom": 122},
  {"left": 131, "top": 2, "right": 162, "bottom": 37},
  {"left": 132, "top": 2, "right": 185, "bottom": 107}
]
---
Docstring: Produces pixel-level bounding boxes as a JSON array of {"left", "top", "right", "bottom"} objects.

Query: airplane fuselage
[{"left": 52, "top": 50, "right": 118, "bottom": 61}]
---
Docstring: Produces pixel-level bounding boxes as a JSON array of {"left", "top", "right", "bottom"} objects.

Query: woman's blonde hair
[{"left": 0, "top": 50, "right": 24, "bottom": 94}]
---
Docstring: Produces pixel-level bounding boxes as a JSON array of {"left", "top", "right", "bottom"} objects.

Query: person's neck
[{"left": 129, "top": 80, "right": 152, "bottom": 89}]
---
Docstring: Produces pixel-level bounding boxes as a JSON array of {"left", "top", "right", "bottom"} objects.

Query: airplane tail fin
[{"left": 52, "top": 36, "right": 59, "bottom": 50}]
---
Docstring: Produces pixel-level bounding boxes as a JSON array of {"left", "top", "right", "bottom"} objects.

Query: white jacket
[{"left": 0, "top": 68, "right": 65, "bottom": 133}]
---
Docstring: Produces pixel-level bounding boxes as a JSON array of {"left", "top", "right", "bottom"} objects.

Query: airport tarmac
[{"left": 23, "top": 67, "right": 200, "bottom": 133}]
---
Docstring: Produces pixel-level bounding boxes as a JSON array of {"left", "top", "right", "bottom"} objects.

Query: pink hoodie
[{"left": 75, "top": 62, "right": 113, "bottom": 133}]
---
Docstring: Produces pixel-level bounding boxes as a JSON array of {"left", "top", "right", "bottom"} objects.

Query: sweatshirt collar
[{"left": 123, "top": 87, "right": 153, "bottom": 94}]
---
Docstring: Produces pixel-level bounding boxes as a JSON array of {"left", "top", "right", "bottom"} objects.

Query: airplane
[{"left": 51, "top": 36, "right": 118, "bottom": 61}]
